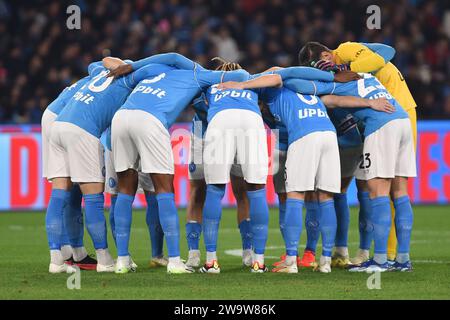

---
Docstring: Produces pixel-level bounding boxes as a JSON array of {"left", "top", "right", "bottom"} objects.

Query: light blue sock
[
  {"left": 109, "top": 195, "right": 117, "bottom": 244},
  {"left": 284, "top": 198, "right": 304, "bottom": 256},
  {"left": 46, "top": 189, "right": 70, "bottom": 250},
  {"left": 156, "top": 193, "right": 180, "bottom": 258},
  {"left": 357, "top": 191, "right": 373, "bottom": 250},
  {"left": 64, "top": 184, "right": 84, "bottom": 248},
  {"left": 61, "top": 218, "right": 70, "bottom": 247},
  {"left": 202, "top": 185, "right": 225, "bottom": 253},
  {"left": 334, "top": 193, "right": 350, "bottom": 248},
  {"left": 319, "top": 200, "right": 337, "bottom": 257},
  {"left": 370, "top": 196, "right": 391, "bottom": 264},
  {"left": 146, "top": 194, "right": 164, "bottom": 258},
  {"left": 394, "top": 196, "right": 413, "bottom": 262},
  {"left": 247, "top": 188, "right": 269, "bottom": 255},
  {"left": 84, "top": 193, "right": 108, "bottom": 250},
  {"left": 186, "top": 221, "right": 202, "bottom": 251},
  {"left": 305, "top": 201, "right": 320, "bottom": 253},
  {"left": 239, "top": 219, "right": 252, "bottom": 250},
  {"left": 278, "top": 201, "right": 286, "bottom": 243},
  {"left": 114, "top": 193, "right": 134, "bottom": 257}
]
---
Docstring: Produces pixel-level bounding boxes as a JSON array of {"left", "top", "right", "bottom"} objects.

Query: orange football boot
[
  {"left": 299, "top": 249, "right": 317, "bottom": 268},
  {"left": 272, "top": 254, "right": 286, "bottom": 267}
]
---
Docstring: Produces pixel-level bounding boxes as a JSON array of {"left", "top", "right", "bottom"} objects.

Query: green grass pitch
[{"left": 0, "top": 206, "right": 449, "bottom": 300}]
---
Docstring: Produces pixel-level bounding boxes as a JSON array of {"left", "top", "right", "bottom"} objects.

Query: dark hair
[
  {"left": 211, "top": 56, "right": 242, "bottom": 71},
  {"left": 298, "top": 42, "right": 331, "bottom": 66}
]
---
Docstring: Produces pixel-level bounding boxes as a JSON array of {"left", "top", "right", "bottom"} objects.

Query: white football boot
[
  {"left": 271, "top": 259, "right": 298, "bottom": 273},
  {"left": 242, "top": 249, "right": 253, "bottom": 267},
  {"left": 49, "top": 263, "right": 77, "bottom": 274},
  {"left": 318, "top": 256, "right": 332, "bottom": 273},
  {"left": 97, "top": 262, "right": 115, "bottom": 272},
  {"left": 350, "top": 249, "right": 370, "bottom": 266},
  {"left": 96, "top": 248, "right": 115, "bottom": 272},
  {"left": 149, "top": 256, "right": 168, "bottom": 268},
  {"left": 115, "top": 256, "right": 134, "bottom": 274},
  {"left": 186, "top": 250, "right": 201, "bottom": 268},
  {"left": 130, "top": 257, "right": 138, "bottom": 272},
  {"left": 199, "top": 260, "right": 221, "bottom": 274},
  {"left": 167, "top": 260, "right": 195, "bottom": 274}
]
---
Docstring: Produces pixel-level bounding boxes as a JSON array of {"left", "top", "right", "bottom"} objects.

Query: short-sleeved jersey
[
  {"left": 328, "top": 108, "right": 363, "bottom": 149},
  {"left": 283, "top": 74, "right": 409, "bottom": 138},
  {"left": 258, "top": 87, "right": 336, "bottom": 146},
  {"left": 120, "top": 67, "right": 248, "bottom": 129},
  {"left": 47, "top": 76, "right": 90, "bottom": 115},
  {"left": 203, "top": 66, "right": 335, "bottom": 133},
  {"left": 56, "top": 62, "right": 173, "bottom": 138},
  {"left": 205, "top": 85, "right": 260, "bottom": 123}
]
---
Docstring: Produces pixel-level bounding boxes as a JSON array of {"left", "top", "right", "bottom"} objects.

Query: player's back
[
  {"left": 122, "top": 69, "right": 207, "bottom": 129},
  {"left": 47, "top": 76, "right": 90, "bottom": 115},
  {"left": 57, "top": 65, "right": 134, "bottom": 138},
  {"left": 374, "top": 62, "right": 416, "bottom": 111},
  {"left": 260, "top": 87, "right": 336, "bottom": 146},
  {"left": 206, "top": 85, "right": 260, "bottom": 123},
  {"left": 333, "top": 74, "right": 409, "bottom": 137},
  {"left": 121, "top": 68, "right": 248, "bottom": 129}
]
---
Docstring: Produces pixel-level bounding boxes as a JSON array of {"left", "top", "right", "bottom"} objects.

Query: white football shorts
[
  {"left": 339, "top": 145, "right": 363, "bottom": 179},
  {"left": 41, "top": 109, "right": 57, "bottom": 178},
  {"left": 285, "top": 131, "right": 340, "bottom": 193},
  {"left": 203, "top": 109, "right": 268, "bottom": 185},
  {"left": 188, "top": 132, "right": 244, "bottom": 180},
  {"left": 355, "top": 118, "right": 417, "bottom": 180},
  {"left": 104, "top": 149, "right": 154, "bottom": 194},
  {"left": 48, "top": 121, "right": 105, "bottom": 183},
  {"left": 112, "top": 109, "right": 174, "bottom": 175}
]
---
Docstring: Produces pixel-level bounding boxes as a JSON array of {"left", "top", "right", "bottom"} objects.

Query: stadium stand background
[{"left": 0, "top": 0, "right": 449, "bottom": 124}]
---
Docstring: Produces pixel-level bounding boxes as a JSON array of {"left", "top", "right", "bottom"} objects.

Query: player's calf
[{"left": 391, "top": 177, "right": 414, "bottom": 271}]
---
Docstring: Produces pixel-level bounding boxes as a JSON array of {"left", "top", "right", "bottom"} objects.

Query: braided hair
[{"left": 211, "top": 57, "right": 242, "bottom": 71}]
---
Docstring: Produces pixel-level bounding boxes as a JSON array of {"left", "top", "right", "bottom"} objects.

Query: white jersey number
[
  {"left": 296, "top": 93, "right": 318, "bottom": 105},
  {"left": 88, "top": 70, "right": 114, "bottom": 93}
]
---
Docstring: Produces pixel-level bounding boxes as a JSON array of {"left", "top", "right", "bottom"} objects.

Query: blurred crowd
[{"left": 0, "top": 0, "right": 449, "bottom": 124}]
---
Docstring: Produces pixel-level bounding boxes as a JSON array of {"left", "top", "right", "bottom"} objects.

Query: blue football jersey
[
  {"left": 258, "top": 87, "right": 336, "bottom": 146},
  {"left": 56, "top": 62, "right": 174, "bottom": 138},
  {"left": 192, "top": 95, "right": 209, "bottom": 138},
  {"left": 205, "top": 85, "right": 260, "bottom": 123},
  {"left": 328, "top": 108, "right": 363, "bottom": 149},
  {"left": 283, "top": 74, "right": 409, "bottom": 138},
  {"left": 261, "top": 109, "right": 288, "bottom": 152},
  {"left": 47, "top": 76, "right": 90, "bottom": 115},
  {"left": 120, "top": 67, "right": 248, "bottom": 129},
  {"left": 204, "top": 66, "right": 335, "bottom": 133}
]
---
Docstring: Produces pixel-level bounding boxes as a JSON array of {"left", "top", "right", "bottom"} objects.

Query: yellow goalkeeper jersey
[{"left": 333, "top": 42, "right": 417, "bottom": 111}]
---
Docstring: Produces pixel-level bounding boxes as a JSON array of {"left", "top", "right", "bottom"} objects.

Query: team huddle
[{"left": 41, "top": 41, "right": 417, "bottom": 275}]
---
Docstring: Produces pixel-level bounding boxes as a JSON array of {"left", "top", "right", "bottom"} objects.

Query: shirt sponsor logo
[
  {"left": 210, "top": 85, "right": 253, "bottom": 102},
  {"left": 298, "top": 108, "right": 329, "bottom": 119},
  {"left": 132, "top": 85, "right": 167, "bottom": 98}
]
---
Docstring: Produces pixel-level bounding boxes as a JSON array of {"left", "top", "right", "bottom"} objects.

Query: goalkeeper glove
[
  {"left": 311, "top": 60, "right": 351, "bottom": 72},
  {"left": 311, "top": 59, "right": 335, "bottom": 71},
  {"left": 332, "top": 63, "right": 351, "bottom": 72}
]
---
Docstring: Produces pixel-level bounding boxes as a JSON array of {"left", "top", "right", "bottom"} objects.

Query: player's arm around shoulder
[
  {"left": 102, "top": 57, "right": 126, "bottom": 70},
  {"left": 218, "top": 73, "right": 282, "bottom": 90},
  {"left": 335, "top": 42, "right": 387, "bottom": 73},
  {"left": 320, "top": 95, "right": 395, "bottom": 113}
]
